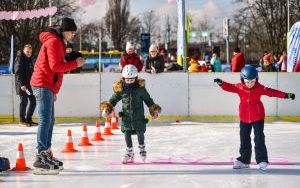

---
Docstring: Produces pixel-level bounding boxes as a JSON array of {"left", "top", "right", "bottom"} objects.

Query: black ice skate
[
  {"left": 47, "top": 148, "right": 64, "bottom": 170},
  {"left": 122, "top": 147, "right": 134, "bottom": 164},
  {"left": 139, "top": 145, "right": 147, "bottom": 163},
  {"left": 33, "top": 150, "right": 59, "bottom": 175}
]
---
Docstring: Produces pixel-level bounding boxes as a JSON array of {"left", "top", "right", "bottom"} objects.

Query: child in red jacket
[{"left": 214, "top": 65, "right": 295, "bottom": 170}]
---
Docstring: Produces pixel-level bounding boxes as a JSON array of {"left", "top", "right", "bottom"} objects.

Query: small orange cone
[
  {"left": 111, "top": 112, "right": 119, "bottom": 129},
  {"left": 103, "top": 117, "right": 113, "bottom": 135},
  {"left": 92, "top": 120, "right": 104, "bottom": 141},
  {"left": 78, "top": 124, "right": 93, "bottom": 146},
  {"left": 12, "top": 143, "right": 31, "bottom": 171},
  {"left": 62, "top": 130, "right": 78, "bottom": 152}
]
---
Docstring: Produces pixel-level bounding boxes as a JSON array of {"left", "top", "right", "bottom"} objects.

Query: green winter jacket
[{"left": 109, "top": 79, "right": 156, "bottom": 133}]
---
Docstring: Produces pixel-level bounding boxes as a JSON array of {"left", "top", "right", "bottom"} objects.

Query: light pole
[
  {"left": 49, "top": 0, "right": 52, "bottom": 26},
  {"left": 287, "top": 0, "right": 290, "bottom": 32}
]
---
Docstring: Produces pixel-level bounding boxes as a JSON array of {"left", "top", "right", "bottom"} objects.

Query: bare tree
[
  {"left": 140, "top": 10, "right": 158, "bottom": 41},
  {"left": 104, "top": 0, "right": 140, "bottom": 50},
  {"left": 235, "top": 0, "right": 300, "bottom": 56},
  {"left": 0, "top": 0, "right": 78, "bottom": 65}
]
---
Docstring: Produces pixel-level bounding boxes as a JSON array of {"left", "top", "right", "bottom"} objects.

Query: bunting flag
[
  {"left": 0, "top": 7, "right": 57, "bottom": 21},
  {"left": 80, "top": 0, "right": 96, "bottom": 7},
  {"left": 287, "top": 21, "right": 300, "bottom": 72}
]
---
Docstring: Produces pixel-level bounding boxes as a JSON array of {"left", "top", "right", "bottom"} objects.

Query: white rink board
[{"left": 0, "top": 72, "right": 299, "bottom": 118}]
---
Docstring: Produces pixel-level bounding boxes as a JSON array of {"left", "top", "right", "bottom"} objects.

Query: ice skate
[
  {"left": 47, "top": 148, "right": 64, "bottom": 170},
  {"left": 232, "top": 160, "right": 250, "bottom": 169},
  {"left": 258, "top": 162, "right": 268, "bottom": 171},
  {"left": 139, "top": 145, "right": 147, "bottom": 163},
  {"left": 122, "top": 148, "right": 134, "bottom": 164},
  {"left": 33, "top": 151, "right": 59, "bottom": 175}
]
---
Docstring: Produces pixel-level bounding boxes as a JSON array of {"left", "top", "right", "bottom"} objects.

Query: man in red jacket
[
  {"left": 30, "top": 17, "right": 85, "bottom": 175},
  {"left": 119, "top": 42, "right": 143, "bottom": 72},
  {"left": 214, "top": 65, "right": 295, "bottom": 171},
  {"left": 293, "top": 59, "right": 300, "bottom": 72},
  {"left": 231, "top": 47, "right": 245, "bottom": 72}
]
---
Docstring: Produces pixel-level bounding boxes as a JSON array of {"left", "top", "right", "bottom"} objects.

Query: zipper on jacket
[
  {"left": 129, "top": 89, "right": 133, "bottom": 130},
  {"left": 248, "top": 91, "right": 250, "bottom": 123}
]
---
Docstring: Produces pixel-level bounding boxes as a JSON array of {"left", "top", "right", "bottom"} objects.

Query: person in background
[
  {"left": 231, "top": 47, "right": 245, "bottom": 72},
  {"left": 120, "top": 42, "right": 143, "bottom": 72},
  {"left": 65, "top": 42, "right": 83, "bottom": 74},
  {"left": 277, "top": 50, "right": 287, "bottom": 72},
  {"left": 210, "top": 53, "right": 222, "bottom": 72},
  {"left": 14, "top": 44, "right": 37, "bottom": 127},
  {"left": 262, "top": 53, "right": 276, "bottom": 72},
  {"left": 145, "top": 44, "right": 165, "bottom": 74}
]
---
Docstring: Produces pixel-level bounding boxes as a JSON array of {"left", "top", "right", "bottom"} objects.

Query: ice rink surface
[{"left": 0, "top": 120, "right": 300, "bottom": 188}]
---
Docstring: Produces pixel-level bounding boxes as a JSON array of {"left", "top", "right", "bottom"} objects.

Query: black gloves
[
  {"left": 214, "top": 78, "right": 223, "bottom": 85},
  {"left": 65, "top": 51, "right": 83, "bottom": 62},
  {"left": 285, "top": 93, "right": 295, "bottom": 100}
]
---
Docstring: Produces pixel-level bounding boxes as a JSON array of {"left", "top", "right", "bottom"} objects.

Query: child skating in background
[
  {"left": 100, "top": 65, "right": 161, "bottom": 164},
  {"left": 214, "top": 65, "right": 295, "bottom": 170}
]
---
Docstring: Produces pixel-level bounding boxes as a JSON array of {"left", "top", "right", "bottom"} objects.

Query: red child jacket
[
  {"left": 220, "top": 81, "right": 286, "bottom": 123},
  {"left": 30, "top": 29, "right": 78, "bottom": 94},
  {"left": 120, "top": 53, "right": 143, "bottom": 72}
]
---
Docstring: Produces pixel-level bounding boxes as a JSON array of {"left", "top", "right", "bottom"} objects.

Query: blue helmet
[{"left": 240, "top": 65, "right": 258, "bottom": 80}]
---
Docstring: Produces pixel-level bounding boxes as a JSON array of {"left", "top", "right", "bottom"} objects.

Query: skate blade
[{"left": 33, "top": 168, "right": 59, "bottom": 175}]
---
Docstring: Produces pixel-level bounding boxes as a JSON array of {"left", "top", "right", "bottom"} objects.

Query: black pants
[
  {"left": 237, "top": 120, "right": 268, "bottom": 164},
  {"left": 19, "top": 94, "right": 36, "bottom": 121},
  {"left": 124, "top": 131, "right": 145, "bottom": 148}
]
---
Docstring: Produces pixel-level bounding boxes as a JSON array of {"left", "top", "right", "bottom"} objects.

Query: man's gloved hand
[
  {"left": 286, "top": 93, "right": 295, "bottom": 100},
  {"left": 214, "top": 78, "right": 223, "bottom": 85}
]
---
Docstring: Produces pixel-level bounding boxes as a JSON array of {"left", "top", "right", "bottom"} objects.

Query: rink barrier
[
  {"left": 1, "top": 72, "right": 300, "bottom": 122},
  {"left": 2, "top": 115, "right": 300, "bottom": 124}
]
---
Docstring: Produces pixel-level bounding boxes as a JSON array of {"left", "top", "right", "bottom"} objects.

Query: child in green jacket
[{"left": 100, "top": 65, "right": 161, "bottom": 163}]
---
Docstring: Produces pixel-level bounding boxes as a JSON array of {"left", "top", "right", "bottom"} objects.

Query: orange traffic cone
[
  {"left": 78, "top": 124, "right": 93, "bottom": 146},
  {"left": 92, "top": 120, "right": 104, "bottom": 141},
  {"left": 12, "top": 143, "right": 31, "bottom": 171},
  {"left": 103, "top": 117, "right": 113, "bottom": 135},
  {"left": 111, "top": 112, "right": 119, "bottom": 129},
  {"left": 62, "top": 130, "right": 78, "bottom": 152}
]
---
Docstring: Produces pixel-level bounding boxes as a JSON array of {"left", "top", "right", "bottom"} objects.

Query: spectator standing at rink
[
  {"left": 145, "top": 44, "right": 165, "bottom": 74},
  {"left": 214, "top": 65, "right": 295, "bottom": 171},
  {"left": 30, "top": 17, "right": 85, "bottom": 175},
  {"left": 277, "top": 50, "right": 287, "bottom": 72},
  {"left": 210, "top": 53, "right": 222, "bottom": 72},
  {"left": 14, "top": 44, "right": 37, "bottom": 127},
  {"left": 120, "top": 42, "right": 143, "bottom": 72},
  {"left": 262, "top": 53, "right": 276, "bottom": 72},
  {"left": 231, "top": 47, "right": 245, "bottom": 72}
]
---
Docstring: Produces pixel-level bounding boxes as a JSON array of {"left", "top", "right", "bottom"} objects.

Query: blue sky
[{"left": 79, "top": 0, "right": 242, "bottom": 24}]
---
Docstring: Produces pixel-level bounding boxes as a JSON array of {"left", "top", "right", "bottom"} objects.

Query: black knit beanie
[{"left": 61, "top": 17, "right": 77, "bottom": 32}]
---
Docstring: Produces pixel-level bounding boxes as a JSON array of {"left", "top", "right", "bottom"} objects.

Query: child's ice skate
[
  {"left": 139, "top": 145, "right": 147, "bottom": 163},
  {"left": 122, "top": 148, "right": 134, "bottom": 164}
]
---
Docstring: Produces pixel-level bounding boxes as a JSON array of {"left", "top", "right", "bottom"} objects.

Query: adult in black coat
[
  {"left": 145, "top": 44, "right": 165, "bottom": 74},
  {"left": 14, "top": 44, "right": 37, "bottom": 126}
]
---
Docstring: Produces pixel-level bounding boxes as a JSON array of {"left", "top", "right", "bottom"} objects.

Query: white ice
[{"left": 0, "top": 121, "right": 300, "bottom": 188}]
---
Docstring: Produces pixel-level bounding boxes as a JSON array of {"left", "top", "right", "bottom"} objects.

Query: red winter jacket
[
  {"left": 120, "top": 53, "right": 143, "bottom": 72},
  {"left": 294, "top": 60, "right": 300, "bottom": 72},
  {"left": 231, "top": 52, "right": 245, "bottom": 72},
  {"left": 220, "top": 81, "right": 286, "bottom": 123},
  {"left": 30, "top": 28, "right": 78, "bottom": 94}
]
